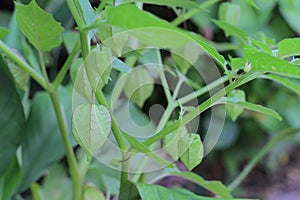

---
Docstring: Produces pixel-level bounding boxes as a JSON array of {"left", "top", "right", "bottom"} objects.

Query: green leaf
[
  {"left": 83, "top": 185, "right": 105, "bottom": 200},
  {"left": 124, "top": 67, "right": 154, "bottom": 108},
  {"left": 219, "top": 2, "right": 241, "bottom": 26},
  {"left": 278, "top": 0, "right": 300, "bottom": 34},
  {"left": 72, "top": 60, "right": 94, "bottom": 107},
  {"left": 15, "top": 0, "right": 64, "bottom": 52},
  {"left": 179, "top": 133, "right": 203, "bottom": 171},
  {"left": 77, "top": 0, "right": 97, "bottom": 26},
  {"left": 248, "top": 38, "right": 272, "bottom": 54},
  {"left": 278, "top": 38, "right": 300, "bottom": 58},
  {"left": 260, "top": 74, "right": 300, "bottom": 96},
  {"left": 5, "top": 53, "right": 29, "bottom": 90},
  {"left": 171, "top": 42, "right": 199, "bottom": 74},
  {"left": 84, "top": 47, "right": 112, "bottom": 90},
  {"left": 112, "top": 58, "right": 132, "bottom": 73},
  {"left": 135, "top": 183, "right": 196, "bottom": 200},
  {"left": 3, "top": 11, "right": 24, "bottom": 52},
  {"left": 87, "top": 159, "right": 121, "bottom": 195},
  {"left": 243, "top": 45, "right": 260, "bottom": 59},
  {"left": 226, "top": 89, "right": 246, "bottom": 121},
  {"left": 18, "top": 86, "right": 73, "bottom": 192},
  {"left": 245, "top": 0, "right": 259, "bottom": 9},
  {"left": 41, "top": 164, "right": 72, "bottom": 200},
  {"left": 72, "top": 104, "right": 111, "bottom": 154},
  {"left": 97, "top": 21, "right": 112, "bottom": 42},
  {"left": 106, "top": 4, "right": 226, "bottom": 67},
  {"left": 123, "top": 132, "right": 172, "bottom": 167},
  {"left": 135, "top": 183, "right": 250, "bottom": 200},
  {"left": 114, "top": 101, "right": 155, "bottom": 137},
  {"left": 0, "top": 157, "right": 21, "bottom": 200},
  {"left": 163, "top": 123, "right": 188, "bottom": 160},
  {"left": 223, "top": 98, "right": 282, "bottom": 121},
  {"left": 119, "top": 0, "right": 200, "bottom": 8},
  {"left": 0, "top": 55, "right": 25, "bottom": 177},
  {"left": 170, "top": 171, "right": 232, "bottom": 198},
  {"left": 213, "top": 20, "right": 247, "bottom": 44},
  {"left": 62, "top": 31, "right": 79, "bottom": 54},
  {"left": 70, "top": 58, "right": 83, "bottom": 84},
  {"left": 230, "top": 57, "right": 247, "bottom": 71},
  {"left": 249, "top": 52, "right": 300, "bottom": 79},
  {"left": 0, "top": 27, "right": 9, "bottom": 39},
  {"left": 119, "top": 181, "right": 140, "bottom": 200}
]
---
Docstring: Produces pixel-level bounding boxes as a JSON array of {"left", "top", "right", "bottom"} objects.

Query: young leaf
[
  {"left": 222, "top": 98, "right": 282, "bottom": 121},
  {"left": 226, "top": 89, "right": 246, "bottom": 121},
  {"left": 119, "top": 0, "right": 200, "bottom": 9},
  {"left": 278, "top": 38, "right": 300, "bottom": 58},
  {"left": 15, "top": 0, "right": 64, "bottom": 52},
  {"left": 124, "top": 67, "right": 154, "bottom": 108},
  {"left": 72, "top": 104, "right": 111, "bottom": 154},
  {"left": 219, "top": 2, "right": 241, "bottom": 26},
  {"left": 170, "top": 171, "right": 232, "bottom": 198},
  {"left": 179, "top": 133, "right": 203, "bottom": 171},
  {"left": 249, "top": 52, "right": 300, "bottom": 79}
]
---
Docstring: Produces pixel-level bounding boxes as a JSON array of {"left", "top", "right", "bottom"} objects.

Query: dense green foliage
[{"left": 0, "top": 0, "right": 300, "bottom": 199}]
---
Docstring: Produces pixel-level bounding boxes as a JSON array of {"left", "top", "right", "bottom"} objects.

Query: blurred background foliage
[{"left": 1, "top": 0, "right": 300, "bottom": 199}]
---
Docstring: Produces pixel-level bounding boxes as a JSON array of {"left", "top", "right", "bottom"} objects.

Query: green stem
[
  {"left": 50, "top": 91, "right": 82, "bottom": 200},
  {"left": 53, "top": 39, "right": 80, "bottom": 90},
  {"left": 142, "top": 75, "right": 248, "bottom": 147},
  {"left": 94, "top": 88, "right": 129, "bottom": 182},
  {"left": 79, "top": 25, "right": 129, "bottom": 191},
  {"left": 66, "top": 0, "right": 85, "bottom": 28},
  {"left": 80, "top": 31, "right": 90, "bottom": 59},
  {"left": 0, "top": 41, "right": 47, "bottom": 90},
  {"left": 228, "top": 128, "right": 300, "bottom": 191},
  {"left": 38, "top": 50, "right": 50, "bottom": 86},
  {"left": 131, "top": 103, "right": 175, "bottom": 182},
  {"left": 156, "top": 50, "right": 172, "bottom": 103},
  {"left": 172, "top": 77, "right": 184, "bottom": 101},
  {"left": 178, "top": 75, "right": 229, "bottom": 105},
  {"left": 131, "top": 75, "right": 229, "bottom": 181}
]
